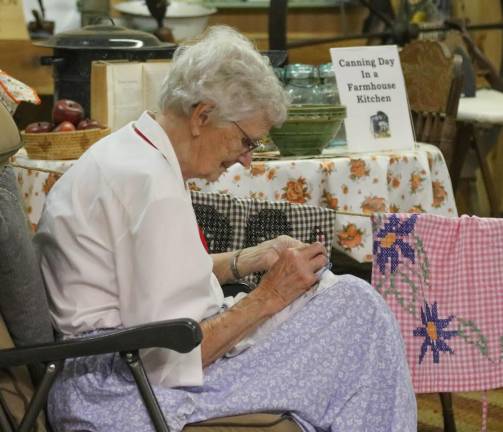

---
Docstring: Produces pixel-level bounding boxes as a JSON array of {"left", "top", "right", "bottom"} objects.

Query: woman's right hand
[
  {"left": 255, "top": 242, "right": 328, "bottom": 315},
  {"left": 201, "top": 242, "right": 328, "bottom": 366}
]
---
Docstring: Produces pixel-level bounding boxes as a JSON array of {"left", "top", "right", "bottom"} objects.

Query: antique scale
[{"left": 268, "top": 0, "right": 503, "bottom": 50}]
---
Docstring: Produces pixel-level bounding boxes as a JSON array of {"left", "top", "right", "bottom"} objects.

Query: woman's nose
[{"left": 237, "top": 152, "right": 253, "bottom": 168}]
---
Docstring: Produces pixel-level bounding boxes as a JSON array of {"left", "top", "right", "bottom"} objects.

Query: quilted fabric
[
  {"left": 191, "top": 191, "right": 336, "bottom": 285},
  {"left": 371, "top": 213, "right": 503, "bottom": 393},
  {"left": 191, "top": 191, "right": 336, "bottom": 252}
]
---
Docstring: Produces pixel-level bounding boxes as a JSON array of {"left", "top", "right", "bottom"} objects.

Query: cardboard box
[
  {"left": 0, "top": 1, "right": 29, "bottom": 40},
  {"left": 91, "top": 60, "right": 171, "bottom": 131}
]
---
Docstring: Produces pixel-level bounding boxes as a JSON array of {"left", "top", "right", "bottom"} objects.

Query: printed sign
[{"left": 330, "top": 45, "right": 415, "bottom": 152}]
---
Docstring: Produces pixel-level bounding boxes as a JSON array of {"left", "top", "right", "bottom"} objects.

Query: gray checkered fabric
[{"left": 191, "top": 192, "right": 336, "bottom": 285}]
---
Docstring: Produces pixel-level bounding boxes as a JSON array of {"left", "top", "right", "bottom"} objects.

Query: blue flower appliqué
[
  {"left": 413, "top": 302, "right": 458, "bottom": 364},
  {"left": 373, "top": 214, "right": 417, "bottom": 274}
]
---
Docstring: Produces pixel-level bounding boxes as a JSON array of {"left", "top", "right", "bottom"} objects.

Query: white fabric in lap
[{"left": 225, "top": 270, "right": 340, "bottom": 357}]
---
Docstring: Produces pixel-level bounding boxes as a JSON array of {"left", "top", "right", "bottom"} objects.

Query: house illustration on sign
[{"left": 370, "top": 111, "right": 391, "bottom": 138}]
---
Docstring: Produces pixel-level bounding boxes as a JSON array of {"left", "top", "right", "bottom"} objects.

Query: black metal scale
[{"left": 268, "top": 0, "right": 503, "bottom": 52}]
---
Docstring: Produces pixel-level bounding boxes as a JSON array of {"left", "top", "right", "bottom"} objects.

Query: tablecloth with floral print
[{"left": 11, "top": 143, "right": 457, "bottom": 262}]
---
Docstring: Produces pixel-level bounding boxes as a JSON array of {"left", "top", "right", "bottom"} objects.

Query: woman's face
[{"left": 190, "top": 109, "right": 271, "bottom": 182}]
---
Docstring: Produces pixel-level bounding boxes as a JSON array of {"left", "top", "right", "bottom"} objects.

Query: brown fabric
[
  {"left": 185, "top": 414, "right": 301, "bottom": 432},
  {"left": 0, "top": 315, "right": 47, "bottom": 432}
]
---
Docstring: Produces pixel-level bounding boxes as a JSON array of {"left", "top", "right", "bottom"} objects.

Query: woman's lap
[{"left": 48, "top": 274, "right": 416, "bottom": 432}]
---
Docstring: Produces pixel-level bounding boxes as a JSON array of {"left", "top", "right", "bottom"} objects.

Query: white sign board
[{"left": 330, "top": 45, "right": 415, "bottom": 153}]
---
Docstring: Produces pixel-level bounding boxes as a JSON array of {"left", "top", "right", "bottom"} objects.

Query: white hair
[{"left": 159, "top": 26, "right": 289, "bottom": 126}]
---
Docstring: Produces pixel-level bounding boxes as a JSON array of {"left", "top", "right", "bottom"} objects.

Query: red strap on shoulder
[{"left": 198, "top": 226, "right": 209, "bottom": 252}]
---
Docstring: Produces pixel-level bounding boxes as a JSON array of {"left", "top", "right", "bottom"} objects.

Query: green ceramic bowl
[
  {"left": 270, "top": 105, "right": 346, "bottom": 157},
  {"left": 287, "top": 104, "right": 346, "bottom": 117}
]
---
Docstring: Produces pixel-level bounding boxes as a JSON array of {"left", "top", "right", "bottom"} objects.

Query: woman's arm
[
  {"left": 201, "top": 243, "right": 327, "bottom": 366},
  {"left": 211, "top": 235, "right": 304, "bottom": 284},
  {"left": 211, "top": 248, "right": 263, "bottom": 285}
]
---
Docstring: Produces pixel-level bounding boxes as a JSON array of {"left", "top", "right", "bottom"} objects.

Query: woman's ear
[{"left": 189, "top": 101, "right": 216, "bottom": 136}]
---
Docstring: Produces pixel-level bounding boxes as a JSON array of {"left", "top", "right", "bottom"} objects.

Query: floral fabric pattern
[
  {"left": 413, "top": 301, "right": 458, "bottom": 364},
  {"left": 372, "top": 213, "right": 503, "bottom": 393},
  {"left": 281, "top": 177, "right": 311, "bottom": 204},
  {"left": 48, "top": 275, "right": 417, "bottom": 432},
  {"left": 12, "top": 144, "right": 456, "bottom": 262},
  {"left": 337, "top": 223, "right": 364, "bottom": 251},
  {"left": 349, "top": 158, "right": 370, "bottom": 180},
  {"left": 373, "top": 214, "right": 417, "bottom": 274}
]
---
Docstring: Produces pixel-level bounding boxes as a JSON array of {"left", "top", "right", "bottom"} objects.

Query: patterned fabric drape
[
  {"left": 371, "top": 213, "right": 503, "bottom": 393},
  {"left": 191, "top": 191, "right": 336, "bottom": 286}
]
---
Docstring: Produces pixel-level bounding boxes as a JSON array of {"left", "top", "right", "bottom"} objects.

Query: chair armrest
[
  {"left": 0, "top": 318, "right": 201, "bottom": 368},
  {"left": 222, "top": 282, "right": 253, "bottom": 298}
]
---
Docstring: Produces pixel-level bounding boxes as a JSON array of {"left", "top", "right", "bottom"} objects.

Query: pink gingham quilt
[{"left": 371, "top": 213, "right": 503, "bottom": 393}]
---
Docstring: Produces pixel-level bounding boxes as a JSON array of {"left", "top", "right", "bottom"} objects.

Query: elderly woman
[{"left": 35, "top": 26, "right": 416, "bottom": 431}]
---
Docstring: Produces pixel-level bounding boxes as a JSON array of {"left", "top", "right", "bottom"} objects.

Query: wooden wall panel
[
  {"left": 452, "top": 0, "right": 502, "bottom": 72},
  {"left": 0, "top": 40, "right": 53, "bottom": 95},
  {"left": 208, "top": 6, "right": 367, "bottom": 64}
]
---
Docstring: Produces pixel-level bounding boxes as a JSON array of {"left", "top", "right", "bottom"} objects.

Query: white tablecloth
[{"left": 13, "top": 143, "right": 457, "bottom": 262}]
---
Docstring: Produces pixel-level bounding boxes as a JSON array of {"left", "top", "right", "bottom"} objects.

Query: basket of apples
[{"left": 21, "top": 99, "right": 110, "bottom": 160}]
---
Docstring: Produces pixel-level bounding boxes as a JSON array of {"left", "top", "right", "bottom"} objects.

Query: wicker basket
[{"left": 20, "top": 127, "right": 111, "bottom": 160}]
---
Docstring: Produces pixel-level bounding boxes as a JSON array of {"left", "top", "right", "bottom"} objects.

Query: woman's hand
[
  {"left": 211, "top": 235, "right": 311, "bottom": 284},
  {"left": 256, "top": 235, "right": 305, "bottom": 271},
  {"left": 202, "top": 241, "right": 328, "bottom": 366},
  {"left": 255, "top": 242, "right": 328, "bottom": 315}
]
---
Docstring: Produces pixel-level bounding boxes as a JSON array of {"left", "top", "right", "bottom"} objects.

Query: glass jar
[
  {"left": 273, "top": 67, "right": 284, "bottom": 85},
  {"left": 318, "top": 63, "right": 340, "bottom": 105},
  {"left": 285, "top": 64, "right": 323, "bottom": 105},
  {"left": 318, "top": 63, "right": 346, "bottom": 147}
]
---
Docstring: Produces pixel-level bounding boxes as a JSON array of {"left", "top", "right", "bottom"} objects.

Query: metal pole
[
  {"left": 359, "top": 0, "right": 394, "bottom": 27},
  {"left": 269, "top": 0, "right": 288, "bottom": 51},
  {"left": 19, "top": 361, "right": 63, "bottom": 432},
  {"left": 0, "top": 393, "right": 14, "bottom": 432},
  {"left": 287, "top": 21, "right": 503, "bottom": 49},
  {"left": 122, "top": 351, "right": 169, "bottom": 432}
]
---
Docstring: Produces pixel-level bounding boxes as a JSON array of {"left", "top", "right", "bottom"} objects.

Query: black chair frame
[{"left": 0, "top": 319, "right": 202, "bottom": 432}]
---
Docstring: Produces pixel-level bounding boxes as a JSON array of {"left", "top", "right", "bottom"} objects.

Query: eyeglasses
[{"left": 232, "top": 121, "right": 263, "bottom": 153}]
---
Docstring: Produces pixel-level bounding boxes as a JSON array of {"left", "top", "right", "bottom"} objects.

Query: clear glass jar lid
[
  {"left": 319, "top": 63, "right": 335, "bottom": 79},
  {"left": 285, "top": 64, "right": 316, "bottom": 80}
]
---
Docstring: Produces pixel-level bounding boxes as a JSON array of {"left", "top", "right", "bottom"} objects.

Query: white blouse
[{"left": 35, "top": 111, "right": 225, "bottom": 387}]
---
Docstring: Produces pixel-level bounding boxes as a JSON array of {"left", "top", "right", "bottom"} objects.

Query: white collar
[{"left": 133, "top": 111, "right": 185, "bottom": 189}]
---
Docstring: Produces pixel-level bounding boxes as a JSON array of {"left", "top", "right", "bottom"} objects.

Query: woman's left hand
[
  {"left": 225, "top": 235, "right": 306, "bottom": 281},
  {"left": 257, "top": 235, "right": 305, "bottom": 270}
]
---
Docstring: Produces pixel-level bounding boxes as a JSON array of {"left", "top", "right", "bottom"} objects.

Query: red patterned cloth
[{"left": 371, "top": 213, "right": 503, "bottom": 393}]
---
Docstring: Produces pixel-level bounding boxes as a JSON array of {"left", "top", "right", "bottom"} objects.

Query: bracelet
[{"left": 231, "top": 249, "right": 244, "bottom": 281}]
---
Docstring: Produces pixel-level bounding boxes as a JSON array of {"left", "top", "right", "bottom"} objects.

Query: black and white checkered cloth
[{"left": 191, "top": 191, "right": 336, "bottom": 285}]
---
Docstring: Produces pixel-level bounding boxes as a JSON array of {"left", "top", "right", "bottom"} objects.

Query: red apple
[
  {"left": 77, "top": 118, "right": 102, "bottom": 130},
  {"left": 25, "top": 121, "right": 54, "bottom": 133},
  {"left": 52, "top": 99, "right": 84, "bottom": 126},
  {"left": 53, "top": 121, "right": 76, "bottom": 132}
]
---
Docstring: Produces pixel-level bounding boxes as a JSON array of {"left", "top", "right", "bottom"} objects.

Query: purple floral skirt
[{"left": 48, "top": 274, "right": 417, "bottom": 432}]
